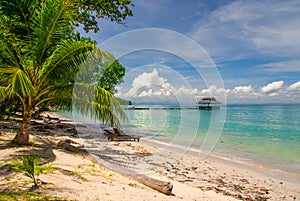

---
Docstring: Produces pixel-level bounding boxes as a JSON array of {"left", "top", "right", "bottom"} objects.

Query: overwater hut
[{"left": 196, "top": 97, "right": 221, "bottom": 110}]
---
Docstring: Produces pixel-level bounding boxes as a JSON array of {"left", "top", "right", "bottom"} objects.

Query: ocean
[{"left": 121, "top": 104, "right": 300, "bottom": 176}]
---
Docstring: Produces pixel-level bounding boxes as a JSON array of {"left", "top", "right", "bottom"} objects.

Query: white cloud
[
  {"left": 188, "top": 1, "right": 300, "bottom": 60},
  {"left": 261, "top": 80, "right": 284, "bottom": 93},
  {"left": 197, "top": 82, "right": 300, "bottom": 103},
  {"left": 287, "top": 81, "right": 300, "bottom": 91},
  {"left": 116, "top": 68, "right": 199, "bottom": 103},
  {"left": 196, "top": 85, "right": 226, "bottom": 103},
  {"left": 117, "top": 74, "right": 300, "bottom": 103},
  {"left": 232, "top": 85, "right": 254, "bottom": 93},
  {"left": 198, "top": 85, "right": 225, "bottom": 95},
  {"left": 124, "top": 68, "right": 169, "bottom": 98}
]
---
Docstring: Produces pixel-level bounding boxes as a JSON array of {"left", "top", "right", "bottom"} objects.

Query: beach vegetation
[
  {"left": 10, "top": 155, "right": 44, "bottom": 187},
  {"left": 98, "top": 59, "right": 125, "bottom": 93},
  {"left": 9, "top": 155, "right": 57, "bottom": 187},
  {"left": 76, "top": 0, "right": 134, "bottom": 33},
  {"left": 70, "top": 170, "right": 89, "bottom": 181},
  {"left": 0, "top": 191, "right": 66, "bottom": 201},
  {"left": 0, "top": 0, "right": 133, "bottom": 145}
]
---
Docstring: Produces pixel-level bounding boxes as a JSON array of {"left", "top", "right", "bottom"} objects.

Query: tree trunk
[{"left": 12, "top": 113, "right": 31, "bottom": 145}]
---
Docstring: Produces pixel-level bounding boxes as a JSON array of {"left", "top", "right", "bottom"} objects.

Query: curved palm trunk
[{"left": 12, "top": 112, "right": 31, "bottom": 145}]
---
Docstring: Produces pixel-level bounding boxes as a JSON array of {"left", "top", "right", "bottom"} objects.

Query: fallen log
[
  {"left": 125, "top": 173, "right": 173, "bottom": 195},
  {"left": 43, "top": 114, "right": 61, "bottom": 124},
  {"left": 57, "top": 140, "right": 87, "bottom": 155},
  {"left": 57, "top": 140, "right": 173, "bottom": 195}
]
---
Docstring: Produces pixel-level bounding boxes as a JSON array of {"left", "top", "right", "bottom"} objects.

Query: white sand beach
[{"left": 0, "top": 114, "right": 299, "bottom": 200}]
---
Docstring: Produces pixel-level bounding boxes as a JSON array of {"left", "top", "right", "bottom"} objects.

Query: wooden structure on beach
[
  {"left": 196, "top": 97, "right": 221, "bottom": 110},
  {"left": 103, "top": 128, "right": 140, "bottom": 142}
]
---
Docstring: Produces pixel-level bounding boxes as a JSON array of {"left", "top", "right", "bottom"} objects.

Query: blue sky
[{"left": 82, "top": 0, "right": 300, "bottom": 104}]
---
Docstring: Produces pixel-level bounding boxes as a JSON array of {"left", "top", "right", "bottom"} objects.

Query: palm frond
[
  {"left": 37, "top": 39, "right": 95, "bottom": 87},
  {"left": 32, "top": 0, "right": 77, "bottom": 65},
  {"left": 94, "top": 86, "right": 126, "bottom": 128},
  {"left": 71, "top": 47, "right": 126, "bottom": 127},
  {"left": 6, "top": 67, "right": 34, "bottom": 97},
  {"left": 0, "top": 86, "right": 7, "bottom": 97},
  {"left": 0, "top": 29, "right": 21, "bottom": 69},
  {"left": 36, "top": 83, "right": 74, "bottom": 110},
  {"left": 0, "top": 0, "right": 127, "bottom": 136},
  {"left": 73, "top": 83, "right": 126, "bottom": 128}
]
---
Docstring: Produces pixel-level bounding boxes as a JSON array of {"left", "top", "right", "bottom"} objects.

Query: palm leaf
[
  {"left": 0, "top": 86, "right": 7, "bottom": 97},
  {"left": 6, "top": 67, "right": 34, "bottom": 97},
  {"left": 73, "top": 83, "right": 126, "bottom": 128},
  {"left": 0, "top": 0, "right": 127, "bottom": 141},
  {"left": 32, "top": 0, "right": 76, "bottom": 65},
  {"left": 0, "top": 28, "right": 21, "bottom": 69},
  {"left": 37, "top": 39, "right": 95, "bottom": 85}
]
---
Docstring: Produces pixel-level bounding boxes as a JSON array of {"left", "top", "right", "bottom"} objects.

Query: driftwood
[
  {"left": 57, "top": 140, "right": 87, "bottom": 155},
  {"left": 43, "top": 114, "right": 61, "bottom": 124},
  {"left": 57, "top": 140, "right": 173, "bottom": 195},
  {"left": 125, "top": 173, "right": 173, "bottom": 195}
]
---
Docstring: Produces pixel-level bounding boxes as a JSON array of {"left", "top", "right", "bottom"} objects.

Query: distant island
[{"left": 117, "top": 98, "right": 132, "bottom": 105}]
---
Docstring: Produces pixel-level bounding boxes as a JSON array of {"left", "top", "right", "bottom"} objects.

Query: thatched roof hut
[{"left": 196, "top": 97, "right": 221, "bottom": 110}]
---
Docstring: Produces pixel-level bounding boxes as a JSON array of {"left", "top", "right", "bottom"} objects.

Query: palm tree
[{"left": 0, "top": 0, "right": 125, "bottom": 145}]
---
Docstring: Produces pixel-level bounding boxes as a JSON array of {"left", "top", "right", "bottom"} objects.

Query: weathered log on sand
[
  {"left": 57, "top": 140, "right": 88, "bottom": 155},
  {"left": 57, "top": 140, "right": 173, "bottom": 195},
  {"left": 125, "top": 173, "right": 173, "bottom": 195}
]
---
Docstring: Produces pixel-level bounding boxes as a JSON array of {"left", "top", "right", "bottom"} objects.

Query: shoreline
[
  {"left": 15, "top": 111, "right": 298, "bottom": 200},
  {"left": 140, "top": 138, "right": 300, "bottom": 185},
  {"left": 0, "top": 113, "right": 300, "bottom": 201},
  {"left": 69, "top": 106, "right": 300, "bottom": 180},
  {"left": 0, "top": 116, "right": 242, "bottom": 201},
  {"left": 87, "top": 135, "right": 299, "bottom": 200}
]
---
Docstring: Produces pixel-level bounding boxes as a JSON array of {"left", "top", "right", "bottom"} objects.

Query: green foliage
[
  {"left": 98, "top": 60, "right": 125, "bottom": 93},
  {"left": 70, "top": 170, "right": 89, "bottom": 181},
  {"left": 0, "top": 0, "right": 128, "bottom": 144},
  {"left": 10, "top": 155, "right": 42, "bottom": 187},
  {"left": 0, "top": 191, "right": 65, "bottom": 201},
  {"left": 0, "top": 0, "right": 134, "bottom": 34},
  {"left": 76, "top": 0, "right": 134, "bottom": 33},
  {"left": 0, "top": 0, "right": 97, "bottom": 144},
  {"left": 72, "top": 49, "right": 127, "bottom": 128}
]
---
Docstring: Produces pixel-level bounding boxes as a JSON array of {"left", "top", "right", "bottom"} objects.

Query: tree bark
[{"left": 12, "top": 112, "right": 31, "bottom": 145}]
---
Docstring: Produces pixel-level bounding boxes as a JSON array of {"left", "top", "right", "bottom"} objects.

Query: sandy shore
[{"left": 0, "top": 114, "right": 299, "bottom": 200}]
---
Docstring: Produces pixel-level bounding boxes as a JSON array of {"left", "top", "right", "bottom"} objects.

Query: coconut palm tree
[{"left": 0, "top": 0, "right": 125, "bottom": 145}]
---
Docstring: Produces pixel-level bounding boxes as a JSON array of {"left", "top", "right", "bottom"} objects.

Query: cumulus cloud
[
  {"left": 261, "top": 80, "right": 284, "bottom": 93},
  {"left": 197, "top": 85, "right": 226, "bottom": 100},
  {"left": 287, "top": 81, "right": 300, "bottom": 91},
  {"left": 117, "top": 68, "right": 199, "bottom": 103},
  {"left": 124, "top": 68, "right": 171, "bottom": 99},
  {"left": 197, "top": 81, "right": 299, "bottom": 103},
  {"left": 232, "top": 85, "right": 254, "bottom": 93},
  {"left": 117, "top": 71, "right": 300, "bottom": 104}
]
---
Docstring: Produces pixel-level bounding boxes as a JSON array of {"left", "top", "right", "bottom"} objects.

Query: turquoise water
[{"left": 122, "top": 104, "right": 300, "bottom": 175}]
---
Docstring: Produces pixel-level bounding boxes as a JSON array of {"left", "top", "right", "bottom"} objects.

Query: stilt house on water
[{"left": 196, "top": 97, "right": 221, "bottom": 110}]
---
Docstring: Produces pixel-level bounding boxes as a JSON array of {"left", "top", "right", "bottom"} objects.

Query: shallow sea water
[{"left": 122, "top": 104, "right": 300, "bottom": 176}]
